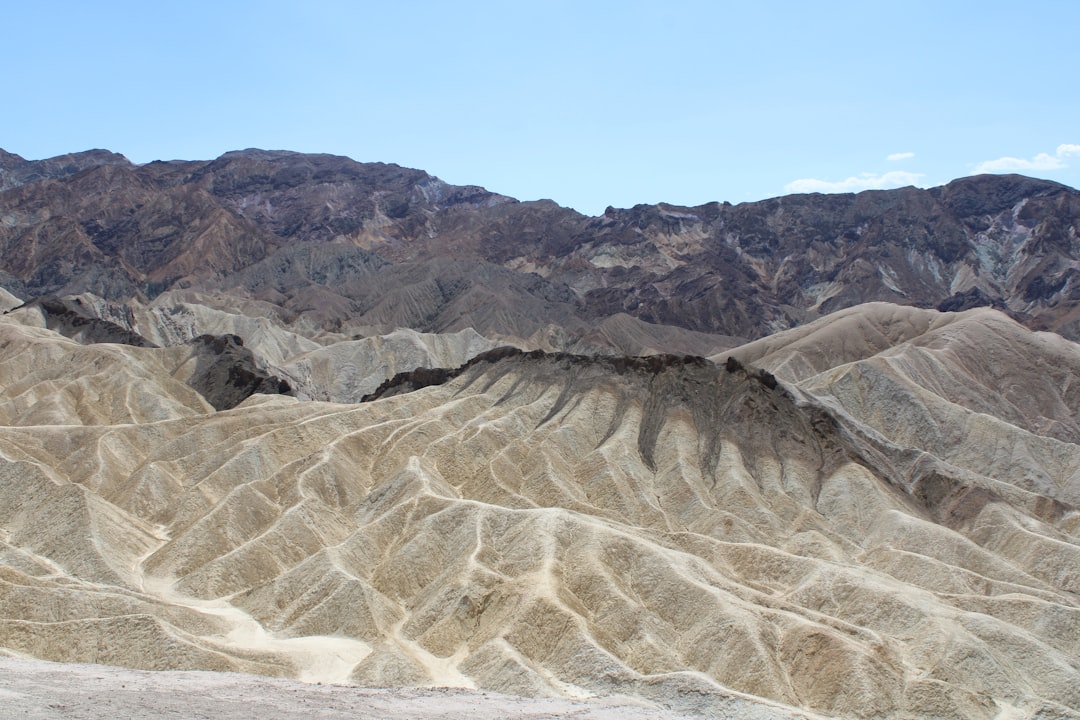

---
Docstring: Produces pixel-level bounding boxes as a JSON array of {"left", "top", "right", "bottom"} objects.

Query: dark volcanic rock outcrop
[
  {"left": 183, "top": 334, "right": 292, "bottom": 410},
  {"left": 21, "top": 295, "right": 157, "bottom": 347}
]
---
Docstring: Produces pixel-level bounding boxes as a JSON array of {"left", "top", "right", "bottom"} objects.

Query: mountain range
[
  {"left": 1, "top": 149, "right": 1079, "bottom": 720},
  {"left": 2, "top": 148, "right": 1079, "bottom": 346}
]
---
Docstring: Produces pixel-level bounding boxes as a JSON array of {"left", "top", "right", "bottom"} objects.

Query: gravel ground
[{"left": 0, "top": 657, "right": 710, "bottom": 719}]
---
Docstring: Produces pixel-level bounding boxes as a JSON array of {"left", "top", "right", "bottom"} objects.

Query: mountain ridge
[{"left": 3, "top": 148, "right": 1079, "bottom": 346}]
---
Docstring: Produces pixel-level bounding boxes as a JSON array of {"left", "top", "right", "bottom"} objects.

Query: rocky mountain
[{"left": 1, "top": 149, "right": 1079, "bottom": 346}]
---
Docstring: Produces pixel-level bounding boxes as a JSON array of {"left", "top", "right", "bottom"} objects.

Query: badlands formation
[
  {"left": 0, "top": 297, "right": 1078, "bottom": 719},
  {"left": 1, "top": 151, "right": 1080, "bottom": 718}
]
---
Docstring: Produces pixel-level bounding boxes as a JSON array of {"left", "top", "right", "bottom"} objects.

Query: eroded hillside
[{"left": 0, "top": 302, "right": 1078, "bottom": 719}]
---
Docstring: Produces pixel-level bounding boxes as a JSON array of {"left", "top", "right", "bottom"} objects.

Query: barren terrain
[
  {"left": 0, "top": 301, "right": 1078, "bottom": 719},
  {"left": 2, "top": 152, "right": 1080, "bottom": 719},
  {"left": 5, "top": 656, "right": 799, "bottom": 720}
]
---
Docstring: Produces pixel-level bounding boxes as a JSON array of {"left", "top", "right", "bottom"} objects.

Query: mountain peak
[
  {"left": 933, "top": 172, "right": 1076, "bottom": 216},
  {"left": 0, "top": 148, "right": 131, "bottom": 191}
]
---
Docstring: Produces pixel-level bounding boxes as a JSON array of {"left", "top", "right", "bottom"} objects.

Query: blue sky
[{"left": 3, "top": 1, "right": 1078, "bottom": 215}]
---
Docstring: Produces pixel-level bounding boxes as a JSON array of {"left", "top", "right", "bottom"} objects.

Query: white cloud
[
  {"left": 974, "top": 143, "right": 1080, "bottom": 174},
  {"left": 974, "top": 153, "right": 1064, "bottom": 173},
  {"left": 784, "top": 171, "right": 925, "bottom": 194},
  {"left": 887, "top": 152, "right": 915, "bottom": 162}
]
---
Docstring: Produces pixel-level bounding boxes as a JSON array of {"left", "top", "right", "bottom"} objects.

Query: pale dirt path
[{"left": 0, "top": 657, "right": 811, "bottom": 719}]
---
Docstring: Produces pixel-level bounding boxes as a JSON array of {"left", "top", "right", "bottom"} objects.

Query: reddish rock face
[{"left": 2, "top": 148, "right": 1079, "bottom": 342}]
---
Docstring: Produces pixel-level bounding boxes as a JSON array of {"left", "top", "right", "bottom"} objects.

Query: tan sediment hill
[
  {"left": 0, "top": 313, "right": 211, "bottom": 425},
  {"left": 19, "top": 292, "right": 507, "bottom": 403},
  {"left": 33, "top": 291, "right": 736, "bottom": 402},
  {"left": 0, "top": 303, "right": 1078, "bottom": 719},
  {"left": 716, "top": 302, "right": 956, "bottom": 383},
  {"left": 721, "top": 303, "right": 1080, "bottom": 497}
]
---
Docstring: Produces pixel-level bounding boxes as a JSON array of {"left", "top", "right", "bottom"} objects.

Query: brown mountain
[{"left": 2, "top": 149, "right": 1079, "bottom": 345}]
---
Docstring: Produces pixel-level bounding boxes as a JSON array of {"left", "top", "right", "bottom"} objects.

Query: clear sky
[{"left": 3, "top": 1, "right": 1078, "bottom": 216}]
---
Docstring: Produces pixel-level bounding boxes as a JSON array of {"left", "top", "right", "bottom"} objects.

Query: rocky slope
[{"left": 2, "top": 149, "right": 1079, "bottom": 344}]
